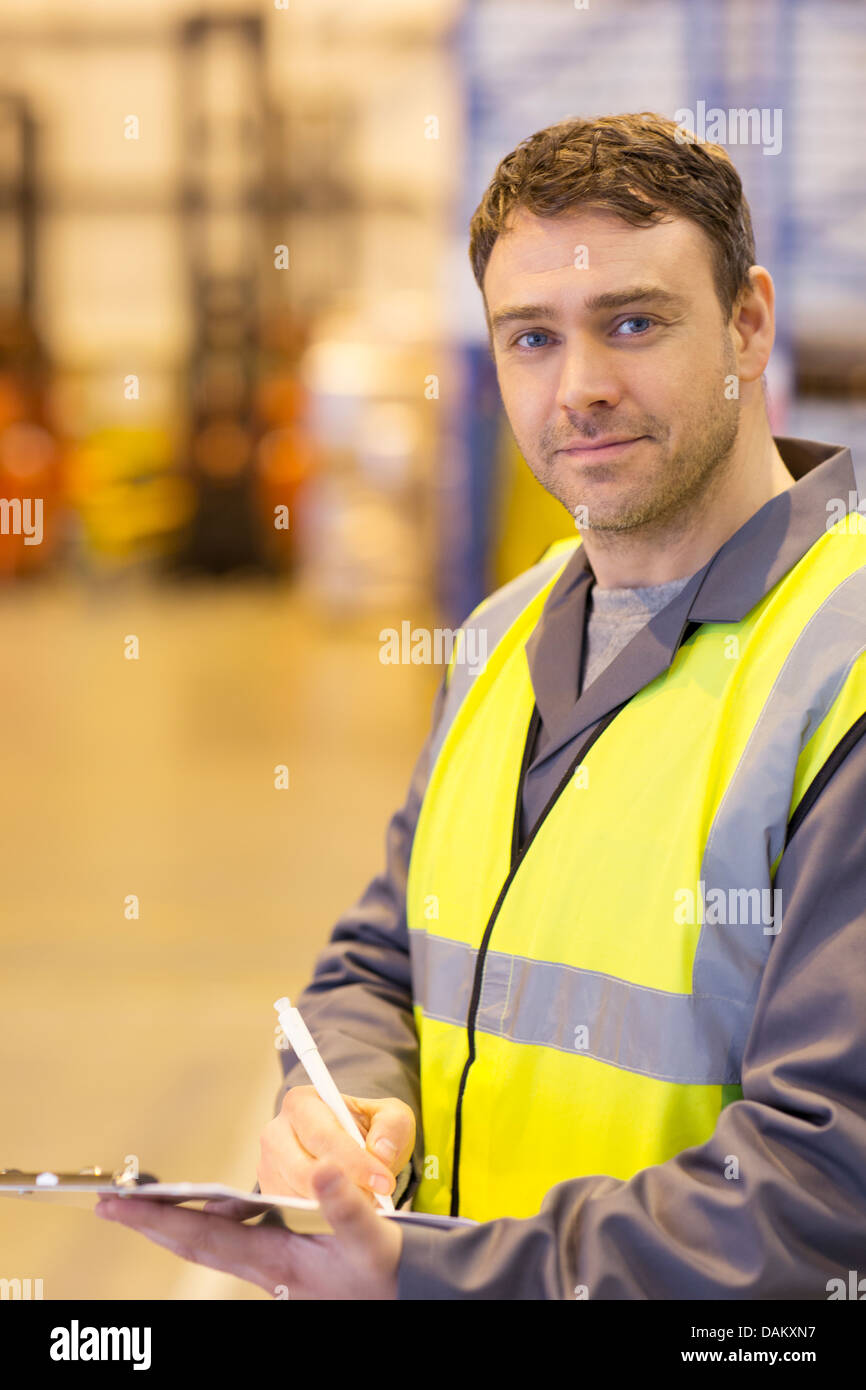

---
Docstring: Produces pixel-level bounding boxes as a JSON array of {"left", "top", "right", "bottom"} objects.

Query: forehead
[{"left": 483, "top": 205, "right": 716, "bottom": 307}]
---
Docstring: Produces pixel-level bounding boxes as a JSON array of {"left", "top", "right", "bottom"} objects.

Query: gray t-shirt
[
  {"left": 523, "top": 565, "right": 700, "bottom": 839},
  {"left": 579, "top": 572, "right": 695, "bottom": 694}
]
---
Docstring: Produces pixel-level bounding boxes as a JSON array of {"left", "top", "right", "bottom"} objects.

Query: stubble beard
[{"left": 522, "top": 359, "right": 743, "bottom": 542}]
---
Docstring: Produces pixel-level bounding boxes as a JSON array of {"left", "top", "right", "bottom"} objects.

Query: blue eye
[
  {"left": 515, "top": 331, "right": 551, "bottom": 350},
  {"left": 615, "top": 316, "right": 653, "bottom": 336}
]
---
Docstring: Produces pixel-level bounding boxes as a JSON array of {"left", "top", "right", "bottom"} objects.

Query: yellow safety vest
[{"left": 406, "top": 516, "right": 866, "bottom": 1221}]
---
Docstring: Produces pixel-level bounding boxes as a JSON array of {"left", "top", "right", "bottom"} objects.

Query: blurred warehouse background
[
  {"left": 2, "top": 0, "right": 866, "bottom": 603},
  {"left": 1, "top": 0, "right": 865, "bottom": 1298}
]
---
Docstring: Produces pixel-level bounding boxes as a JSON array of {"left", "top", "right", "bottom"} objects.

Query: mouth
[{"left": 556, "top": 435, "right": 648, "bottom": 462}]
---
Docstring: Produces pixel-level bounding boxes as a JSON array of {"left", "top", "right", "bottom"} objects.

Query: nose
[{"left": 555, "top": 338, "right": 624, "bottom": 415}]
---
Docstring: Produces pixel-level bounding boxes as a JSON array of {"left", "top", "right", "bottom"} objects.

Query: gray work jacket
[{"left": 274, "top": 435, "right": 866, "bottom": 1299}]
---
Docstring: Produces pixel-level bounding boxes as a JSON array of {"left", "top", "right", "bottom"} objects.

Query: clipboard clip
[
  {"left": 112, "top": 1154, "right": 142, "bottom": 1187},
  {"left": 0, "top": 1155, "right": 159, "bottom": 1190}
]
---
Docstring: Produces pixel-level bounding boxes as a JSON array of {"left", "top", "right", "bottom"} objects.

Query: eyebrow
[{"left": 489, "top": 286, "right": 687, "bottom": 337}]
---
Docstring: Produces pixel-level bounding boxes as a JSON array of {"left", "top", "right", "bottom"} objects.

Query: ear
[{"left": 730, "top": 266, "right": 775, "bottom": 385}]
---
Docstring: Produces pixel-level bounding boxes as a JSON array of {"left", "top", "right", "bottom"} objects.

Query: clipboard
[{"left": 0, "top": 1164, "right": 476, "bottom": 1234}]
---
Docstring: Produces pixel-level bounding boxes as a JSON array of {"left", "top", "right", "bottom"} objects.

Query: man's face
[{"left": 483, "top": 206, "right": 742, "bottom": 535}]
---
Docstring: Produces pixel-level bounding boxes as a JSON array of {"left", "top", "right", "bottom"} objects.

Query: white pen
[{"left": 273, "top": 997, "right": 395, "bottom": 1214}]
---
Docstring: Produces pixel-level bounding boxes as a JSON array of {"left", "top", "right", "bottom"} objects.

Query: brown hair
[{"left": 469, "top": 112, "right": 757, "bottom": 321}]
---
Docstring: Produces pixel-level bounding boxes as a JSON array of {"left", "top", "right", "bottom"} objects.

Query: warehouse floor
[{"left": 0, "top": 571, "right": 437, "bottom": 1299}]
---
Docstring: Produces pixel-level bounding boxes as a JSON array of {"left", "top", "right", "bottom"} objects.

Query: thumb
[
  {"left": 311, "top": 1161, "right": 385, "bottom": 1259},
  {"left": 364, "top": 1098, "right": 414, "bottom": 1171}
]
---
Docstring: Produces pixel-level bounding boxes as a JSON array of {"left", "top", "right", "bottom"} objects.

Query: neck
[{"left": 580, "top": 412, "right": 796, "bottom": 589}]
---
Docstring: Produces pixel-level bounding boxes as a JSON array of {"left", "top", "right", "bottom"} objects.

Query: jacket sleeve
[
  {"left": 397, "top": 729, "right": 866, "bottom": 1297},
  {"left": 269, "top": 672, "right": 448, "bottom": 1208}
]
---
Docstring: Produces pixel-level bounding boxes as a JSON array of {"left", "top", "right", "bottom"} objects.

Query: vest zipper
[{"left": 448, "top": 699, "right": 628, "bottom": 1216}]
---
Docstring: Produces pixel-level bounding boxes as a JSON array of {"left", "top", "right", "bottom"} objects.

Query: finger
[
  {"left": 258, "top": 1153, "right": 382, "bottom": 1209},
  {"left": 362, "top": 1098, "right": 416, "bottom": 1172},
  {"left": 201, "top": 1197, "right": 271, "bottom": 1221},
  {"left": 94, "top": 1196, "right": 293, "bottom": 1294},
  {"left": 339, "top": 1094, "right": 373, "bottom": 1135},
  {"left": 258, "top": 1121, "right": 380, "bottom": 1211},
  {"left": 122, "top": 1194, "right": 188, "bottom": 1206},
  {"left": 258, "top": 1112, "right": 318, "bottom": 1198},
  {"left": 309, "top": 1162, "right": 388, "bottom": 1264},
  {"left": 281, "top": 1091, "right": 396, "bottom": 1198}
]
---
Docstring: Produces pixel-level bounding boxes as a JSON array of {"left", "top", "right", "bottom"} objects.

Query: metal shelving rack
[{"left": 173, "top": 12, "right": 270, "bottom": 574}]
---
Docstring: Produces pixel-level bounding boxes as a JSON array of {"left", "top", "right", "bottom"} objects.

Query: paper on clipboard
[{"left": 0, "top": 1178, "right": 477, "bottom": 1234}]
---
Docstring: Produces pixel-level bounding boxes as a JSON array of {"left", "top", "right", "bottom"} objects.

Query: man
[{"left": 98, "top": 112, "right": 866, "bottom": 1299}]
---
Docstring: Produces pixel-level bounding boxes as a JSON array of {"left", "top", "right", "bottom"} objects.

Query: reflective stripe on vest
[{"left": 406, "top": 520, "right": 866, "bottom": 1221}]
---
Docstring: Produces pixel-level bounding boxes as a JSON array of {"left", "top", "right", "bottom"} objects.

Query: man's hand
[
  {"left": 257, "top": 1087, "right": 415, "bottom": 1204},
  {"left": 94, "top": 1160, "right": 403, "bottom": 1300},
  {"left": 192, "top": 1087, "right": 416, "bottom": 1223}
]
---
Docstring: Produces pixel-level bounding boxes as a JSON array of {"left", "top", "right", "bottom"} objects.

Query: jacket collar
[{"left": 524, "top": 437, "right": 861, "bottom": 769}]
